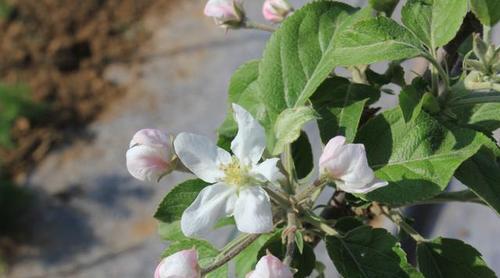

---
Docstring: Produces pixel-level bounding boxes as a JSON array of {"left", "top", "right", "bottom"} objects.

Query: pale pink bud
[
  {"left": 319, "top": 136, "right": 388, "bottom": 194},
  {"left": 126, "top": 129, "right": 174, "bottom": 182},
  {"left": 262, "top": 0, "right": 293, "bottom": 23},
  {"left": 204, "top": 0, "right": 244, "bottom": 27},
  {"left": 246, "top": 254, "right": 293, "bottom": 278},
  {"left": 154, "top": 249, "right": 201, "bottom": 278}
]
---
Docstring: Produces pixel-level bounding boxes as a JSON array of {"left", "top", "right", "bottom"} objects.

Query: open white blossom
[
  {"left": 319, "top": 136, "right": 388, "bottom": 194},
  {"left": 174, "top": 104, "right": 283, "bottom": 236}
]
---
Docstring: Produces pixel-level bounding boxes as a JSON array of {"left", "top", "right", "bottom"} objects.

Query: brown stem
[{"left": 283, "top": 212, "right": 297, "bottom": 266}]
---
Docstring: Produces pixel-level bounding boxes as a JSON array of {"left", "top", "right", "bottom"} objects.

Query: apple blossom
[
  {"left": 246, "top": 253, "right": 293, "bottom": 278},
  {"left": 154, "top": 249, "right": 201, "bottom": 278},
  {"left": 174, "top": 104, "right": 283, "bottom": 236},
  {"left": 204, "top": 0, "right": 245, "bottom": 28},
  {"left": 126, "top": 129, "right": 174, "bottom": 182},
  {"left": 319, "top": 136, "right": 388, "bottom": 194},
  {"left": 262, "top": 0, "right": 293, "bottom": 23}
]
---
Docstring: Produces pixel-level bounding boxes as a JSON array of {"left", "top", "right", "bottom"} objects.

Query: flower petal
[
  {"left": 246, "top": 254, "right": 293, "bottom": 278},
  {"left": 231, "top": 104, "right": 266, "bottom": 165},
  {"left": 155, "top": 248, "right": 201, "bottom": 278},
  {"left": 174, "top": 132, "right": 231, "bottom": 183},
  {"left": 126, "top": 145, "right": 170, "bottom": 182},
  {"left": 129, "top": 128, "right": 170, "bottom": 149},
  {"left": 234, "top": 186, "right": 273, "bottom": 234},
  {"left": 252, "top": 158, "right": 285, "bottom": 185},
  {"left": 181, "top": 183, "right": 236, "bottom": 237}
]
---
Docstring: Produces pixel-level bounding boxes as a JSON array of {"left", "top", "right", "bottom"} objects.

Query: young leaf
[
  {"left": 332, "top": 17, "right": 423, "bottom": 66},
  {"left": 417, "top": 238, "right": 496, "bottom": 278},
  {"left": 312, "top": 77, "right": 380, "bottom": 143},
  {"left": 399, "top": 85, "right": 424, "bottom": 123},
  {"left": 401, "top": 0, "right": 467, "bottom": 49},
  {"left": 326, "top": 224, "right": 422, "bottom": 278},
  {"left": 272, "top": 106, "right": 318, "bottom": 155},
  {"left": 368, "top": 0, "right": 399, "bottom": 16},
  {"left": 356, "top": 109, "right": 483, "bottom": 205},
  {"left": 470, "top": 0, "right": 500, "bottom": 26},
  {"left": 154, "top": 179, "right": 209, "bottom": 223},
  {"left": 162, "top": 238, "right": 227, "bottom": 278},
  {"left": 292, "top": 132, "right": 314, "bottom": 180},
  {"left": 234, "top": 233, "right": 276, "bottom": 278},
  {"left": 455, "top": 140, "right": 500, "bottom": 214}
]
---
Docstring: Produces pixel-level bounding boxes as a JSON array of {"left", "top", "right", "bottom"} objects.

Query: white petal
[
  {"left": 339, "top": 178, "right": 389, "bottom": 194},
  {"left": 231, "top": 104, "right": 266, "bottom": 165},
  {"left": 252, "top": 158, "right": 285, "bottom": 185},
  {"left": 338, "top": 144, "right": 375, "bottom": 187},
  {"left": 130, "top": 128, "right": 170, "bottom": 149},
  {"left": 126, "top": 145, "right": 170, "bottom": 182},
  {"left": 174, "top": 133, "right": 231, "bottom": 183},
  {"left": 234, "top": 187, "right": 273, "bottom": 234},
  {"left": 246, "top": 254, "right": 293, "bottom": 278},
  {"left": 319, "top": 136, "right": 346, "bottom": 166},
  {"left": 155, "top": 249, "right": 201, "bottom": 278},
  {"left": 181, "top": 183, "right": 236, "bottom": 237}
]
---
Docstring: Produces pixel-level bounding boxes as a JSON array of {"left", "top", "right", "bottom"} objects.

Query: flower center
[{"left": 220, "top": 157, "right": 251, "bottom": 187}]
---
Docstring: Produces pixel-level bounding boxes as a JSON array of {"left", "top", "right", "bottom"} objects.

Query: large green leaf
[
  {"left": 312, "top": 77, "right": 380, "bottom": 143},
  {"left": 292, "top": 132, "right": 314, "bottom": 180},
  {"left": 356, "top": 109, "right": 483, "bottom": 205},
  {"left": 257, "top": 1, "right": 371, "bottom": 131},
  {"left": 332, "top": 17, "right": 422, "bottom": 66},
  {"left": 417, "top": 238, "right": 496, "bottom": 278},
  {"left": 272, "top": 106, "right": 318, "bottom": 155},
  {"left": 154, "top": 179, "right": 209, "bottom": 223},
  {"left": 401, "top": 0, "right": 467, "bottom": 49},
  {"left": 455, "top": 138, "right": 500, "bottom": 214},
  {"left": 470, "top": 0, "right": 500, "bottom": 26},
  {"left": 326, "top": 224, "right": 422, "bottom": 278}
]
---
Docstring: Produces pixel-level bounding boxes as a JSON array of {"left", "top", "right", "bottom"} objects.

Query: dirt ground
[{"left": 0, "top": 0, "right": 170, "bottom": 180}]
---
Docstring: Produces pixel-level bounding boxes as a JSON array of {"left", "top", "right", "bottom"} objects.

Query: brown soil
[{"left": 0, "top": 0, "right": 170, "bottom": 179}]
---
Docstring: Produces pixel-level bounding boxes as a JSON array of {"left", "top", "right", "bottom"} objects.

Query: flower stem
[
  {"left": 295, "top": 178, "right": 327, "bottom": 203},
  {"left": 383, "top": 208, "right": 425, "bottom": 243},
  {"left": 243, "top": 21, "right": 276, "bottom": 32},
  {"left": 263, "top": 186, "right": 292, "bottom": 209},
  {"left": 301, "top": 211, "right": 339, "bottom": 236},
  {"left": 201, "top": 233, "right": 261, "bottom": 276},
  {"left": 283, "top": 212, "right": 297, "bottom": 266}
]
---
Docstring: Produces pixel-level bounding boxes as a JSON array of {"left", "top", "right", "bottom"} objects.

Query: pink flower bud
[
  {"left": 262, "top": 0, "right": 293, "bottom": 23},
  {"left": 126, "top": 129, "right": 174, "bottom": 182},
  {"left": 246, "top": 254, "right": 293, "bottom": 278},
  {"left": 204, "top": 0, "right": 244, "bottom": 27},
  {"left": 319, "top": 136, "right": 388, "bottom": 194},
  {"left": 154, "top": 249, "right": 201, "bottom": 278}
]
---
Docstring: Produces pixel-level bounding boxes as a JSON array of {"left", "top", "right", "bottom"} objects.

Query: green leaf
[
  {"left": 326, "top": 225, "right": 423, "bottom": 278},
  {"left": 257, "top": 1, "right": 371, "bottom": 132},
  {"left": 356, "top": 109, "right": 483, "bottom": 205},
  {"left": 470, "top": 0, "right": 500, "bottom": 26},
  {"left": 162, "top": 238, "right": 227, "bottom": 278},
  {"left": 332, "top": 17, "right": 422, "bottom": 66},
  {"left": 455, "top": 139, "right": 500, "bottom": 214},
  {"left": 417, "top": 238, "right": 496, "bottom": 278},
  {"left": 295, "top": 231, "right": 304, "bottom": 254},
  {"left": 368, "top": 0, "right": 399, "bottom": 15},
  {"left": 257, "top": 231, "right": 316, "bottom": 277},
  {"left": 234, "top": 233, "right": 276, "bottom": 277},
  {"left": 154, "top": 179, "right": 209, "bottom": 223},
  {"left": 292, "top": 132, "right": 314, "bottom": 180},
  {"left": 272, "top": 106, "right": 318, "bottom": 155},
  {"left": 399, "top": 85, "right": 424, "bottom": 123},
  {"left": 158, "top": 221, "right": 185, "bottom": 241},
  {"left": 312, "top": 77, "right": 380, "bottom": 143},
  {"left": 401, "top": 0, "right": 467, "bottom": 49}
]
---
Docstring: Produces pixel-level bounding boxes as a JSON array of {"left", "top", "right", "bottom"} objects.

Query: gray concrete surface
[{"left": 8, "top": 0, "right": 500, "bottom": 277}]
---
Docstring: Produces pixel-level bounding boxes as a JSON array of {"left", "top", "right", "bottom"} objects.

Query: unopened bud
[
  {"left": 126, "top": 129, "right": 175, "bottom": 182},
  {"left": 262, "top": 0, "right": 293, "bottom": 23},
  {"left": 155, "top": 249, "right": 201, "bottom": 278},
  {"left": 204, "top": 0, "right": 245, "bottom": 28},
  {"left": 246, "top": 253, "right": 293, "bottom": 278}
]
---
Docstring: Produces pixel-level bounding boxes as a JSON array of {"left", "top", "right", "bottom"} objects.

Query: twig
[
  {"left": 283, "top": 211, "right": 297, "bottom": 266},
  {"left": 243, "top": 21, "right": 276, "bottom": 32},
  {"left": 383, "top": 208, "right": 425, "bottom": 243}
]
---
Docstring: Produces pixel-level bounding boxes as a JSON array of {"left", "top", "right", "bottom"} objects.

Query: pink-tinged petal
[
  {"left": 234, "top": 186, "right": 273, "bottom": 234},
  {"left": 262, "top": 0, "right": 293, "bottom": 23},
  {"left": 246, "top": 254, "right": 293, "bottom": 278},
  {"left": 130, "top": 129, "right": 170, "bottom": 149},
  {"left": 204, "top": 0, "right": 243, "bottom": 25},
  {"left": 155, "top": 249, "right": 201, "bottom": 278},
  {"left": 126, "top": 145, "right": 171, "bottom": 182}
]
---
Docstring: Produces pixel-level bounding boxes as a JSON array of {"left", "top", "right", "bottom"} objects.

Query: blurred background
[{"left": 0, "top": 0, "right": 498, "bottom": 277}]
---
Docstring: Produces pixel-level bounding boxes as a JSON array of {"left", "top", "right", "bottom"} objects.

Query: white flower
[
  {"left": 319, "top": 136, "right": 388, "bottom": 194},
  {"left": 174, "top": 104, "right": 283, "bottom": 236},
  {"left": 126, "top": 129, "right": 174, "bottom": 182},
  {"left": 204, "top": 0, "right": 244, "bottom": 27},
  {"left": 246, "top": 253, "right": 293, "bottom": 278},
  {"left": 154, "top": 248, "right": 201, "bottom": 278}
]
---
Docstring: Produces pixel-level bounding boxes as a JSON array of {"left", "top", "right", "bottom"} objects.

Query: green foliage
[
  {"left": 326, "top": 218, "right": 422, "bottom": 278},
  {"left": 357, "top": 109, "right": 483, "bottom": 205},
  {"left": 154, "top": 179, "right": 209, "bottom": 223},
  {"left": 234, "top": 232, "right": 276, "bottom": 277},
  {"left": 401, "top": 0, "right": 467, "bottom": 49},
  {"left": 470, "top": 0, "right": 500, "bottom": 26},
  {"left": 272, "top": 106, "right": 317, "bottom": 155},
  {"left": 368, "top": 0, "right": 399, "bottom": 16},
  {"left": 0, "top": 0, "right": 12, "bottom": 19},
  {"left": 417, "top": 238, "right": 496, "bottom": 278},
  {"left": 292, "top": 132, "right": 314, "bottom": 180}
]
